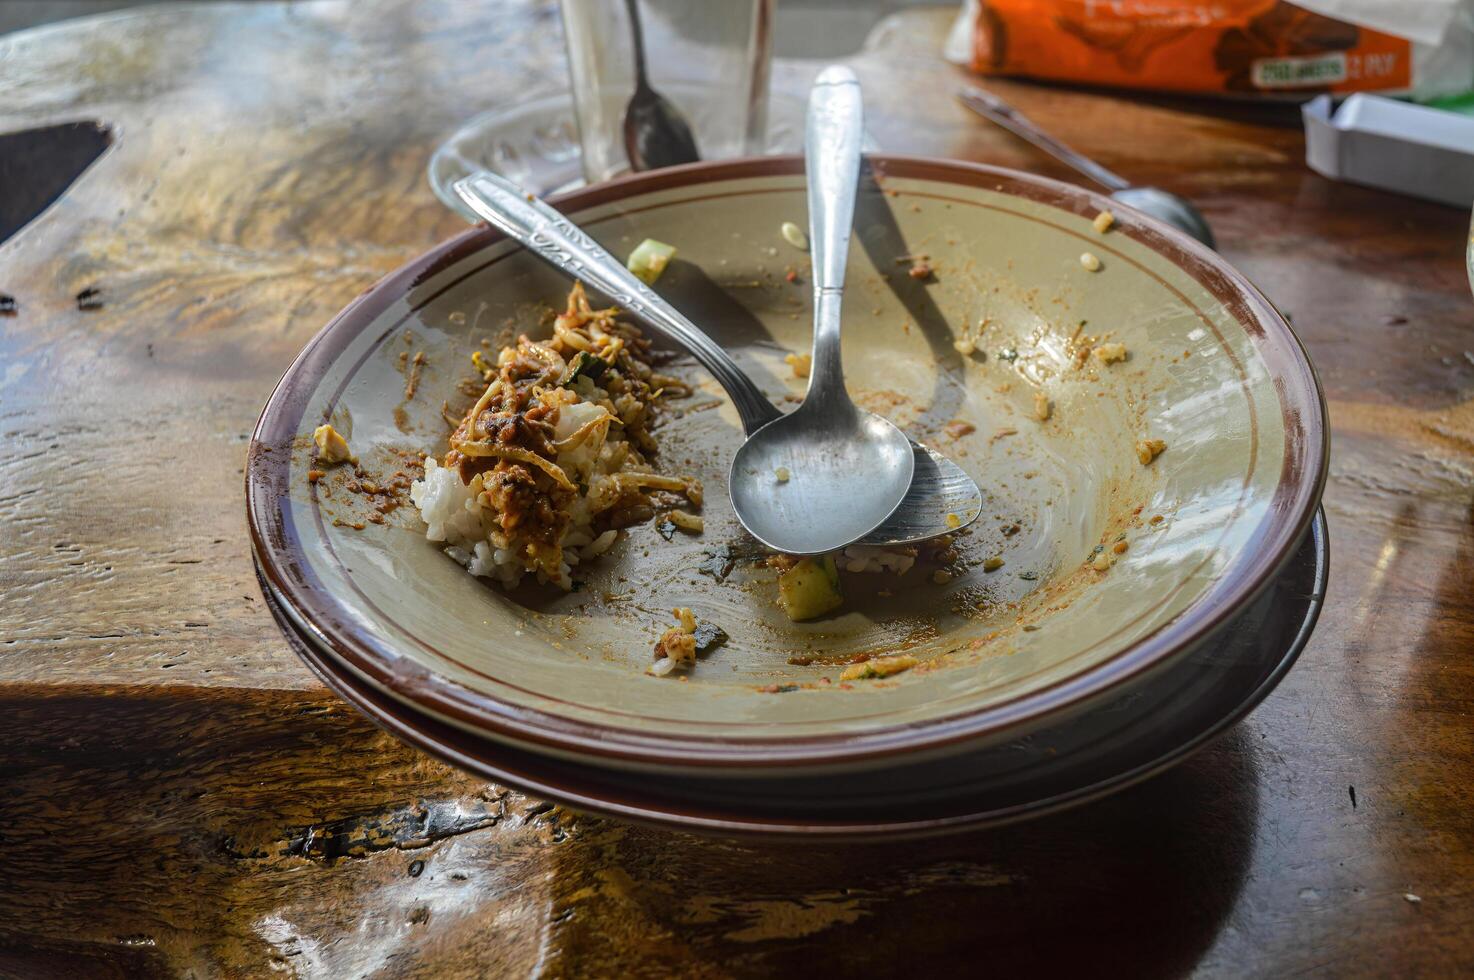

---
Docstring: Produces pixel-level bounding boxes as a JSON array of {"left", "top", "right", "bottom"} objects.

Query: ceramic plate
[
  {"left": 247, "top": 156, "right": 1327, "bottom": 773},
  {"left": 257, "top": 510, "right": 1325, "bottom": 839}
]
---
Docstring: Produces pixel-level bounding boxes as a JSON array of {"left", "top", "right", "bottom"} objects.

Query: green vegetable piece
[
  {"left": 777, "top": 556, "right": 844, "bottom": 622},
  {"left": 627, "top": 238, "right": 676, "bottom": 285},
  {"left": 562, "top": 350, "right": 607, "bottom": 388}
]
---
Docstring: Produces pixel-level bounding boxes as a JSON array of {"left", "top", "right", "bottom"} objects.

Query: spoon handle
[
  {"left": 803, "top": 65, "right": 865, "bottom": 414},
  {"left": 623, "top": 0, "right": 650, "bottom": 92},
  {"left": 453, "top": 172, "right": 782, "bottom": 435},
  {"left": 957, "top": 86, "right": 1131, "bottom": 193}
]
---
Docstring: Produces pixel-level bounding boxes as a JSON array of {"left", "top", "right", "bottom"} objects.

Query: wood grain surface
[{"left": 1, "top": 2, "right": 1471, "bottom": 976}]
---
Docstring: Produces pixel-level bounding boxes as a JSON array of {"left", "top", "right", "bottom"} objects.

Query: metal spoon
[
  {"left": 452, "top": 169, "right": 982, "bottom": 550},
  {"left": 728, "top": 67, "right": 914, "bottom": 554},
  {"left": 621, "top": 0, "right": 699, "bottom": 172},
  {"left": 958, "top": 86, "right": 1216, "bottom": 249}
]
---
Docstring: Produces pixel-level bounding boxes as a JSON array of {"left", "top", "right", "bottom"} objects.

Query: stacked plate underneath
[
  {"left": 248, "top": 158, "right": 1328, "bottom": 839},
  {"left": 256, "top": 516, "right": 1322, "bottom": 838}
]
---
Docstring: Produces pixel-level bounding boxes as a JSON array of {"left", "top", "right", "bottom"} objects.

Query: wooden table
[{"left": 2, "top": 2, "right": 1471, "bottom": 975}]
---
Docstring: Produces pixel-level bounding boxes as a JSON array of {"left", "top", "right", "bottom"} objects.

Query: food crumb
[
  {"left": 931, "top": 569, "right": 952, "bottom": 585},
  {"left": 1404, "top": 893, "right": 1422, "bottom": 904},
  {"left": 649, "top": 608, "right": 699, "bottom": 675},
  {"left": 1149, "top": 514, "right": 1165, "bottom": 525},
  {"left": 1112, "top": 540, "right": 1129, "bottom": 555},
  {"left": 404, "top": 350, "right": 426, "bottom": 400},
  {"left": 1034, "top": 390, "right": 1052, "bottom": 421},
  {"left": 1093, "top": 210, "right": 1115, "bottom": 234},
  {"left": 945, "top": 420, "right": 976, "bottom": 439},
  {"left": 908, "top": 259, "right": 933, "bottom": 280},
  {"left": 780, "top": 221, "right": 809, "bottom": 251},
  {"left": 982, "top": 556, "right": 1004, "bottom": 572},
  {"left": 307, "top": 469, "right": 326, "bottom": 483},
  {"left": 471, "top": 349, "right": 494, "bottom": 378},
  {"left": 775, "top": 466, "right": 791, "bottom": 483},
  {"left": 1022, "top": 624, "right": 1040, "bottom": 632},
  {"left": 946, "top": 513, "right": 962, "bottom": 529},
  {"left": 841, "top": 654, "right": 919, "bottom": 681},
  {"left": 953, "top": 335, "right": 976, "bottom": 356},
  {"left": 663, "top": 509, "right": 704, "bottom": 534},
  {"left": 1079, "top": 252, "right": 1102, "bottom": 272},
  {"left": 784, "top": 352, "right": 811, "bottom": 378},
  {"left": 1136, "top": 438, "right": 1167, "bottom": 465},
  {"left": 1092, "top": 552, "right": 1112, "bottom": 572},
  {"left": 313, "top": 424, "right": 354, "bottom": 464},
  {"left": 1094, "top": 342, "right": 1128, "bottom": 364}
]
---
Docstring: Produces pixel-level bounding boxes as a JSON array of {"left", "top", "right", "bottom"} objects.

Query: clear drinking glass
[
  {"left": 560, "top": 0, "right": 776, "bottom": 184},
  {"left": 429, "top": 0, "right": 791, "bottom": 219}
]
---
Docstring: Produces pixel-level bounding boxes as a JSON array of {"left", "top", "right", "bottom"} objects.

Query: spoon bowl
[
  {"left": 730, "top": 402, "right": 914, "bottom": 555},
  {"left": 958, "top": 86, "right": 1217, "bottom": 248},
  {"left": 621, "top": 0, "right": 700, "bottom": 171},
  {"left": 623, "top": 86, "right": 699, "bottom": 172},
  {"left": 1109, "top": 186, "right": 1216, "bottom": 249}
]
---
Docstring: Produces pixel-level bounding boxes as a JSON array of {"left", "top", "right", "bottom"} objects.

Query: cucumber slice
[
  {"left": 777, "top": 556, "right": 844, "bottom": 621},
  {"left": 626, "top": 238, "right": 676, "bottom": 285}
]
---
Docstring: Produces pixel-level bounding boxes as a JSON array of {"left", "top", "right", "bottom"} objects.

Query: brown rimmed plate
[
  {"left": 257, "top": 510, "right": 1325, "bottom": 839},
  {"left": 247, "top": 155, "right": 1327, "bottom": 774}
]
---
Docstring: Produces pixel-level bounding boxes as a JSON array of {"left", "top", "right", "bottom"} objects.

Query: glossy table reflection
[{"left": 1, "top": 2, "right": 1471, "bottom": 976}]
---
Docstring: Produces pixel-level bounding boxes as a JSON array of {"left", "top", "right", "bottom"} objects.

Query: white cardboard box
[{"left": 1303, "top": 93, "right": 1474, "bottom": 208}]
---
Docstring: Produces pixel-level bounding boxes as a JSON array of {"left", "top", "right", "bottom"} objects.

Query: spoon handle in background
[
  {"left": 803, "top": 65, "right": 865, "bottom": 413},
  {"left": 623, "top": 0, "right": 650, "bottom": 92},
  {"left": 957, "top": 87, "right": 1131, "bottom": 193},
  {"left": 453, "top": 172, "right": 782, "bottom": 435}
]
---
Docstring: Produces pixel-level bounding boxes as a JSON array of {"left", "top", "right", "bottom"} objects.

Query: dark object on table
[
  {"left": 76, "top": 285, "right": 103, "bottom": 310},
  {"left": 621, "top": 0, "right": 699, "bottom": 171},
  {"left": 0, "top": 121, "right": 111, "bottom": 246}
]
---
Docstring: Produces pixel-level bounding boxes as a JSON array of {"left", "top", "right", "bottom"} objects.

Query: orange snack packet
[{"left": 947, "top": 0, "right": 1447, "bottom": 97}]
